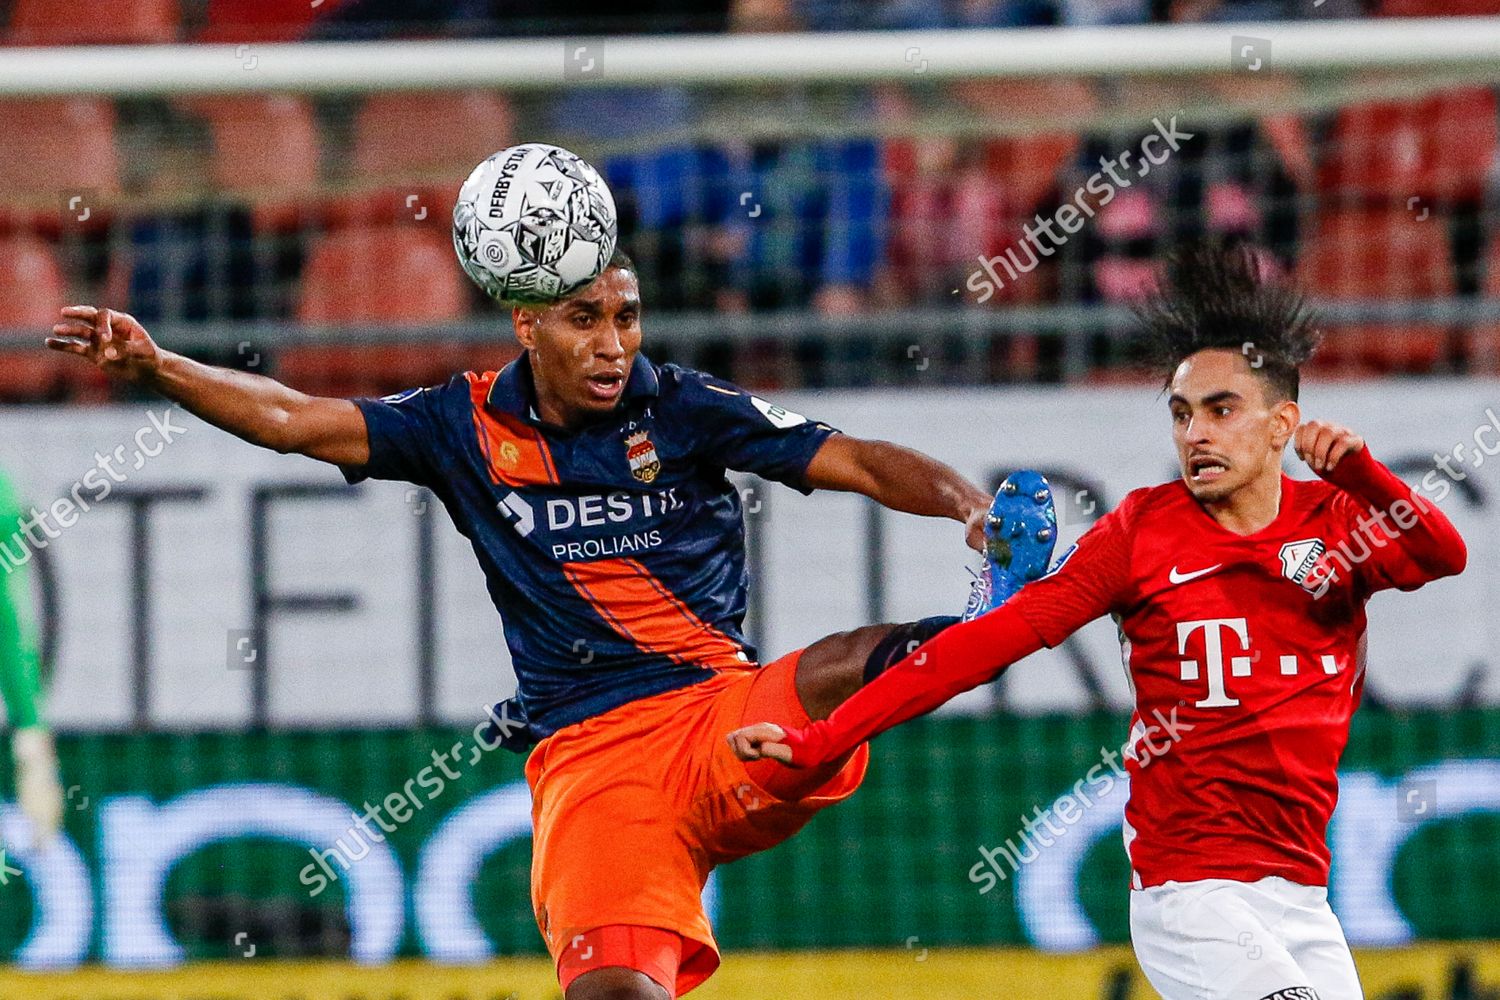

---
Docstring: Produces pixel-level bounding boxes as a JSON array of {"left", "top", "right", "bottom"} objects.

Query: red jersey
[{"left": 782, "top": 447, "right": 1467, "bottom": 889}]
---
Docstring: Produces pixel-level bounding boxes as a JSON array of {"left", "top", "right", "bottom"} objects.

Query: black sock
[{"left": 863, "top": 615, "right": 961, "bottom": 685}]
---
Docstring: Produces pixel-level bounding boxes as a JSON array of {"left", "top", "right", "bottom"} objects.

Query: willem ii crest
[{"left": 625, "top": 430, "right": 661, "bottom": 483}]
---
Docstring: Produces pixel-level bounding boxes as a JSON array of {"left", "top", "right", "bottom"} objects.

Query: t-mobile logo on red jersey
[
  {"left": 1176, "top": 617, "right": 1340, "bottom": 708},
  {"left": 1177, "top": 618, "right": 1253, "bottom": 708}
]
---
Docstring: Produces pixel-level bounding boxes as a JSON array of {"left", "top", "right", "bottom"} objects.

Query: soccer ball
[{"left": 452, "top": 143, "right": 618, "bottom": 305}]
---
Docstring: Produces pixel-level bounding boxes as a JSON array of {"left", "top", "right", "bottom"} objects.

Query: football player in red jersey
[{"left": 729, "top": 242, "right": 1467, "bottom": 1000}]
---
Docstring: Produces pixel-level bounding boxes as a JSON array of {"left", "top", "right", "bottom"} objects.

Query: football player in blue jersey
[{"left": 46, "top": 249, "right": 1048, "bottom": 1000}]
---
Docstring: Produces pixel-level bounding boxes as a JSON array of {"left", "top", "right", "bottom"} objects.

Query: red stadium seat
[
  {"left": 328, "top": 91, "right": 515, "bottom": 229},
  {"left": 1466, "top": 234, "right": 1500, "bottom": 374},
  {"left": 296, "top": 225, "right": 471, "bottom": 324},
  {"left": 884, "top": 143, "right": 1067, "bottom": 305},
  {"left": 1091, "top": 189, "right": 1163, "bottom": 304},
  {"left": 1079, "top": 368, "right": 1160, "bottom": 387},
  {"left": 1318, "top": 87, "right": 1499, "bottom": 207},
  {"left": 1379, "top": 0, "right": 1500, "bottom": 14},
  {"left": 197, "top": 0, "right": 346, "bottom": 42},
  {"left": 0, "top": 98, "right": 121, "bottom": 235},
  {"left": 885, "top": 141, "right": 1009, "bottom": 303},
  {"left": 1296, "top": 207, "right": 1456, "bottom": 376},
  {"left": 951, "top": 79, "right": 1092, "bottom": 215},
  {"left": 180, "top": 95, "right": 323, "bottom": 230},
  {"left": 6, "top": 0, "right": 179, "bottom": 45},
  {"left": 880, "top": 81, "right": 1088, "bottom": 306},
  {"left": 0, "top": 237, "right": 64, "bottom": 329},
  {"left": 0, "top": 237, "right": 107, "bottom": 402}
]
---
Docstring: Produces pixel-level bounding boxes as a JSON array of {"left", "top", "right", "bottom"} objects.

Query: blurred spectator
[
  {"left": 1090, "top": 188, "right": 1163, "bottom": 303},
  {"left": 725, "top": 137, "right": 887, "bottom": 313},
  {"left": 552, "top": 88, "right": 740, "bottom": 310},
  {"left": 310, "top": 0, "right": 738, "bottom": 38},
  {"left": 799, "top": 0, "right": 1062, "bottom": 27},
  {"left": 1158, "top": 0, "right": 1362, "bottom": 20},
  {"left": 798, "top": 0, "right": 949, "bottom": 28},
  {"left": 1056, "top": 0, "right": 1149, "bottom": 23},
  {"left": 111, "top": 142, "right": 293, "bottom": 322}
]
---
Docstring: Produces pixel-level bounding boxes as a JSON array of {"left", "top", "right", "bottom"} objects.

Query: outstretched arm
[
  {"left": 730, "top": 601, "right": 1049, "bottom": 767},
  {"left": 805, "top": 434, "right": 991, "bottom": 550},
  {"left": 730, "top": 497, "right": 1137, "bottom": 767},
  {"left": 47, "top": 306, "right": 369, "bottom": 466}
]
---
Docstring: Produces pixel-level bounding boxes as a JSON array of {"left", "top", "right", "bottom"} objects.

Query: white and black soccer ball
[{"left": 452, "top": 143, "right": 618, "bottom": 305}]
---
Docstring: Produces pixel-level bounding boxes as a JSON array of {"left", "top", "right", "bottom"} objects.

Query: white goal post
[{"left": 1, "top": 19, "right": 1500, "bottom": 96}]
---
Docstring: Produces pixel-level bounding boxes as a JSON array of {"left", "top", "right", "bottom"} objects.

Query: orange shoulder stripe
[{"left": 465, "top": 371, "right": 559, "bottom": 487}]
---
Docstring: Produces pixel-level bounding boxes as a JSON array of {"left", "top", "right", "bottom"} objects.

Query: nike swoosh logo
[{"left": 1169, "top": 564, "right": 1224, "bottom": 585}]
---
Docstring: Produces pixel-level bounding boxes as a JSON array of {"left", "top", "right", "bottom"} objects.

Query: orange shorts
[{"left": 524, "top": 648, "right": 869, "bottom": 996}]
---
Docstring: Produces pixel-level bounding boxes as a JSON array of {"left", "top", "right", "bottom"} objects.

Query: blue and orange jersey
[{"left": 342, "top": 353, "right": 837, "bottom": 738}]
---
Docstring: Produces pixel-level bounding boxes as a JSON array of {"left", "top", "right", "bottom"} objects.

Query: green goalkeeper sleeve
[{"left": 0, "top": 470, "right": 44, "bottom": 731}]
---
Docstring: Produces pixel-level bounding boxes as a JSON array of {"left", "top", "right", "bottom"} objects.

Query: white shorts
[{"left": 1129, "top": 876, "right": 1363, "bottom": 1000}]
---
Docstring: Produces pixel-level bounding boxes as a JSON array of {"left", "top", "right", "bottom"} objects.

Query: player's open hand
[
  {"left": 727, "top": 722, "right": 797, "bottom": 766},
  {"left": 1294, "top": 421, "right": 1365, "bottom": 476},
  {"left": 46, "top": 306, "right": 161, "bottom": 383}
]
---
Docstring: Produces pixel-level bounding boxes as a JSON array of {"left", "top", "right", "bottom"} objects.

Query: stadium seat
[
  {"left": 1318, "top": 87, "right": 1499, "bottom": 207},
  {"left": 1091, "top": 189, "right": 1162, "bottom": 304},
  {"left": 0, "top": 98, "right": 121, "bottom": 235},
  {"left": 6, "top": 0, "right": 179, "bottom": 45},
  {"left": 295, "top": 225, "right": 471, "bottom": 324},
  {"left": 0, "top": 237, "right": 107, "bottom": 402},
  {"left": 1079, "top": 368, "right": 1160, "bottom": 387},
  {"left": 1466, "top": 231, "right": 1500, "bottom": 374},
  {"left": 197, "top": 0, "right": 345, "bottom": 42},
  {"left": 1379, "top": 0, "right": 1500, "bottom": 15},
  {"left": 951, "top": 79, "right": 1092, "bottom": 215},
  {"left": 1203, "top": 74, "right": 1319, "bottom": 192},
  {"left": 0, "top": 237, "right": 64, "bottom": 329},
  {"left": 886, "top": 140, "right": 1002, "bottom": 303},
  {"left": 884, "top": 140, "right": 1065, "bottom": 305},
  {"left": 180, "top": 95, "right": 323, "bottom": 230},
  {"left": 329, "top": 91, "right": 515, "bottom": 229},
  {"left": 275, "top": 342, "right": 520, "bottom": 398},
  {"left": 1296, "top": 206, "right": 1456, "bottom": 376}
]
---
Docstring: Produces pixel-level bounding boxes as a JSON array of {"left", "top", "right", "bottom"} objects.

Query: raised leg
[{"left": 566, "top": 967, "right": 669, "bottom": 1000}]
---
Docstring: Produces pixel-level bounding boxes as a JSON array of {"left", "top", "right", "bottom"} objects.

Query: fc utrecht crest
[
  {"left": 1279, "top": 538, "right": 1329, "bottom": 591},
  {"left": 625, "top": 430, "right": 661, "bottom": 483}
]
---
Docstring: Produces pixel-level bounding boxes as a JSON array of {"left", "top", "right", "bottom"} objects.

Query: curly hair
[{"left": 1132, "top": 240, "right": 1321, "bottom": 402}]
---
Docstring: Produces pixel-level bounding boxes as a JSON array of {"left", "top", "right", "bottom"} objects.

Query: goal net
[{"left": 2, "top": 20, "right": 1500, "bottom": 402}]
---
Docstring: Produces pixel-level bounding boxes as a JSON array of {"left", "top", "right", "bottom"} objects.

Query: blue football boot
[{"left": 962, "top": 470, "right": 1058, "bottom": 621}]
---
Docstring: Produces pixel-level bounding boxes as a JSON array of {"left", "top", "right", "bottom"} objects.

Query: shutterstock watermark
[
  {"left": 0, "top": 407, "right": 189, "bottom": 575},
  {"left": 298, "top": 702, "right": 524, "bottom": 897},
  {"left": 1421, "top": 407, "right": 1500, "bottom": 502},
  {"left": 968, "top": 706, "right": 1192, "bottom": 893},
  {"left": 1306, "top": 407, "right": 1498, "bottom": 599},
  {"left": 966, "top": 116, "right": 1195, "bottom": 304}
]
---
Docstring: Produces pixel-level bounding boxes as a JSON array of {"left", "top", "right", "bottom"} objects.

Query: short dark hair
[
  {"left": 1132, "top": 240, "right": 1321, "bottom": 402},
  {"left": 605, "top": 245, "right": 635, "bottom": 275}
]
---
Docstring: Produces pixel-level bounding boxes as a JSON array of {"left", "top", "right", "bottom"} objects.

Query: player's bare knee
[
  {"left": 566, "top": 967, "right": 670, "bottom": 1000},
  {"left": 796, "top": 623, "right": 899, "bottom": 719}
]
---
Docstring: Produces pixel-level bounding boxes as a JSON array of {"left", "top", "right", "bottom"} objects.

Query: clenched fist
[
  {"left": 1293, "top": 421, "right": 1364, "bottom": 476},
  {"left": 726, "top": 722, "right": 797, "bottom": 766}
]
